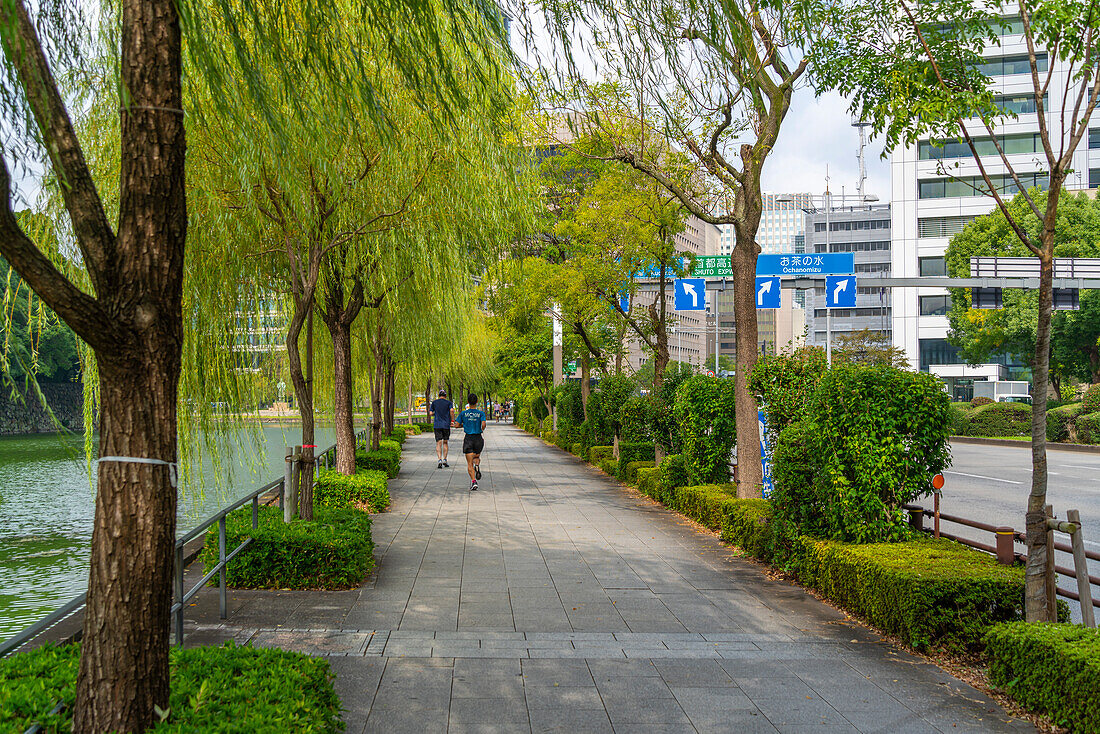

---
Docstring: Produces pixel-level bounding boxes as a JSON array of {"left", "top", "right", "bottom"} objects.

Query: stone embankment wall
[{"left": 0, "top": 382, "right": 85, "bottom": 434}]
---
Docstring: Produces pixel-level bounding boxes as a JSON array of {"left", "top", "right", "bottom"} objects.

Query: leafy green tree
[
  {"left": 0, "top": 257, "right": 78, "bottom": 383},
  {"left": 823, "top": 0, "right": 1100, "bottom": 620},
  {"left": 945, "top": 191, "right": 1100, "bottom": 393}
]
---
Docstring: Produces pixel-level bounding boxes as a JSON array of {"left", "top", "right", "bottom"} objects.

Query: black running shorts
[
  {"left": 462, "top": 433, "right": 484, "bottom": 455},
  {"left": 434, "top": 427, "right": 451, "bottom": 441}
]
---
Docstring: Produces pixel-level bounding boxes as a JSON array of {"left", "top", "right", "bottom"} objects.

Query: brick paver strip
[{"left": 183, "top": 425, "right": 1035, "bottom": 733}]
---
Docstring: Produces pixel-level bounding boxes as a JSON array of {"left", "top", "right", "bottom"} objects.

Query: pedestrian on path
[
  {"left": 429, "top": 389, "right": 454, "bottom": 469},
  {"left": 457, "top": 393, "right": 487, "bottom": 490}
]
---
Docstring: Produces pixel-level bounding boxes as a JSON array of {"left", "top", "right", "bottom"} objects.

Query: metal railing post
[
  {"left": 252, "top": 496, "right": 259, "bottom": 530},
  {"left": 1067, "top": 509, "right": 1096, "bottom": 627},
  {"left": 995, "top": 527, "right": 1015, "bottom": 565},
  {"left": 283, "top": 446, "right": 295, "bottom": 522},
  {"left": 174, "top": 545, "right": 185, "bottom": 646},
  {"left": 908, "top": 505, "right": 924, "bottom": 533},
  {"left": 218, "top": 516, "right": 228, "bottom": 619}
]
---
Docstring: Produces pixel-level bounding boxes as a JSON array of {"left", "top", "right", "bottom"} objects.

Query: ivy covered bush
[
  {"left": 201, "top": 505, "right": 374, "bottom": 589},
  {"left": 656, "top": 453, "right": 689, "bottom": 491},
  {"left": 314, "top": 469, "right": 390, "bottom": 512},
  {"left": 773, "top": 365, "right": 951, "bottom": 543},
  {"left": 672, "top": 375, "right": 737, "bottom": 485},
  {"left": 0, "top": 642, "right": 343, "bottom": 733},
  {"left": 1084, "top": 383, "right": 1100, "bottom": 412},
  {"left": 984, "top": 623, "right": 1100, "bottom": 733},
  {"left": 619, "top": 395, "right": 655, "bottom": 442},
  {"left": 618, "top": 441, "right": 655, "bottom": 466},
  {"left": 749, "top": 346, "right": 827, "bottom": 444}
]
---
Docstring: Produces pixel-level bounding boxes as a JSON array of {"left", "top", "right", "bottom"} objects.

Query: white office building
[
  {"left": 718, "top": 192, "right": 815, "bottom": 256},
  {"left": 891, "top": 23, "right": 1100, "bottom": 393}
]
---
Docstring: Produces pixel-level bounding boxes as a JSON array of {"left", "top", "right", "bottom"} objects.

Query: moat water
[{"left": 0, "top": 425, "right": 337, "bottom": 640}]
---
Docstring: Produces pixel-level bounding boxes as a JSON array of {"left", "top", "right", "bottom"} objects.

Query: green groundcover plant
[
  {"left": 355, "top": 446, "right": 400, "bottom": 477},
  {"left": 314, "top": 469, "right": 390, "bottom": 512},
  {"left": 200, "top": 505, "right": 374, "bottom": 589},
  {"left": 0, "top": 642, "right": 343, "bottom": 733},
  {"left": 984, "top": 622, "right": 1100, "bottom": 733}
]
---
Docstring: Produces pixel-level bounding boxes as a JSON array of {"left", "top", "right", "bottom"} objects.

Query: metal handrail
[{"left": 0, "top": 433, "right": 363, "bottom": 658}]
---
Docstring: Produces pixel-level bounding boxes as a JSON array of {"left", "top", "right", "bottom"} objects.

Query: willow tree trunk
[
  {"left": 328, "top": 317, "right": 356, "bottom": 474},
  {"left": 370, "top": 322, "right": 385, "bottom": 450},
  {"left": 425, "top": 380, "right": 432, "bottom": 422},
  {"left": 384, "top": 360, "right": 396, "bottom": 436},
  {"left": 1026, "top": 252, "right": 1056, "bottom": 621},
  {"left": 731, "top": 236, "right": 763, "bottom": 498},
  {"left": 69, "top": 1, "right": 187, "bottom": 729}
]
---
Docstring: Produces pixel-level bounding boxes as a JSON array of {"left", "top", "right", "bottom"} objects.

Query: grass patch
[
  {"left": 200, "top": 505, "right": 374, "bottom": 589},
  {"left": 0, "top": 642, "right": 342, "bottom": 733}
]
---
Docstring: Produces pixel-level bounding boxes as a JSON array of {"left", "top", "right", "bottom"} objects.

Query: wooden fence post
[{"left": 1067, "top": 509, "right": 1096, "bottom": 628}]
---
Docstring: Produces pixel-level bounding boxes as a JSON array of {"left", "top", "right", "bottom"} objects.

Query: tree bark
[
  {"left": 298, "top": 306, "right": 316, "bottom": 520},
  {"left": 370, "top": 321, "right": 385, "bottom": 450},
  {"left": 731, "top": 235, "right": 763, "bottom": 498},
  {"left": 320, "top": 277, "right": 364, "bottom": 475},
  {"left": 1025, "top": 250, "right": 1056, "bottom": 621},
  {"left": 425, "top": 379, "right": 432, "bottom": 422},
  {"left": 384, "top": 359, "right": 396, "bottom": 436},
  {"left": 580, "top": 353, "right": 591, "bottom": 420}
]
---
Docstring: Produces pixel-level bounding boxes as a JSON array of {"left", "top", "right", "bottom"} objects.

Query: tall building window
[
  {"left": 919, "top": 133, "right": 1043, "bottom": 160},
  {"left": 918, "top": 172, "right": 1048, "bottom": 199},
  {"left": 920, "top": 295, "right": 950, "bottom": 315},
  {"left": 994, "top": 93, "right": 1047, "bottom": 114},
  {"left": 918, "top": 216, "right": 975, "bottom": 238},
  {"left": 919, "top": 256, "right": 948, "bottom": 276},
  {"left": 919, "top": 338, "right": 961, "bottom": 371},
  {"left": 816, "top": 240, "right": 890, "bottom": 253},
  {"left": 1091, "top": 169, "right": 1100, "bottom": 189},
  {"left": 1089, "top": 128, "right": 1100, "bottom": 149},
  {"left": 975, "top": 53, "right": 1047, "bottom": 76}
]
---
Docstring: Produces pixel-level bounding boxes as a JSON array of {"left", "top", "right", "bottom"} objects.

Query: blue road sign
[
  {"left": 825, "top": 275, "right": 857, "bottom": 308},
  {"left": 754, "top": 276, "right": 781, "bottom": 309},
  {"left": 674, "top": 278, "right": 707, "bottom": 311},
  {"left": 757, "top": 253, "right": 854, "bottom": 276}
]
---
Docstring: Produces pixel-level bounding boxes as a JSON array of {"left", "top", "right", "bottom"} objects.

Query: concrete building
[
  {"left": 624, "top": 215, "right": 722, "bottom": 371},
  {"left": 717, "top": 192, "right": 815, "bottom": 256},
  {"left": 804, "top": 203, "right": 892, "bottom": 347},
  {"left": 890, "top": 26, "right": 1100, "bottom": 392}
]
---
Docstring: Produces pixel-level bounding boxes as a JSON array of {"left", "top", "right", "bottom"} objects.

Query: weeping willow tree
[{"left": 0, "top": 0, "right": 513, "bottom": 729}]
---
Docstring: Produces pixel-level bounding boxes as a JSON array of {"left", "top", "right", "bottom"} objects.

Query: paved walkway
[{"left": 184, "top": 425, "right": 1034, "bottom": 734}]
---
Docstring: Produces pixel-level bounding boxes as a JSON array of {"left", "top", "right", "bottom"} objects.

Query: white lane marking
[
  {"left": 943, "top": 470, "right": 1023, "bottom": 485},
  {"left": 1060, "top": 463, "right": 1100, "bottom": 470}
]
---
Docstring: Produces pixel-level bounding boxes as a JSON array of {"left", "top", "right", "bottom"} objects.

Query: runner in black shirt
[{"left": 429, "top": 389, "right": 454, "bottom": 469}]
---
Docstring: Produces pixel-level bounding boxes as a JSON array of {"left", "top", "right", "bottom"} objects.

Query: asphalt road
[{"left": 939, "top": 441, "right": 1100, "bottom": 621}]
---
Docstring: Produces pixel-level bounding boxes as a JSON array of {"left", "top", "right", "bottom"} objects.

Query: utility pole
[{"left": 552, "top": 303, "right": 562, "bottom": 431}]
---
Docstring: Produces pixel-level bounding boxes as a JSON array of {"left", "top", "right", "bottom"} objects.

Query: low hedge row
[
  {"left": 620, "top": 460, "right": 655, "bottom": 485},
  {"left": 0, "top": 642, "right": 343, "bottom": 733},
  {"left": 314, "top": 468, "right": 390, "bottom": 512},
  {"left": 589, "top": 445, "right": 613, "bottom": 464},
  {"left": 384, "top": 430, "right": 407, "bottom": 445},
  {"left": 356, "top": 446, "right": 400, "bottom": 477},
  {"left": 633, "top": 467, "right": 1026, "bottom": 652},
  {"left": 618, "top": 441, "right": 656, "bottom": 466},
  {"left": 1074, "top": 411, "right": 1100, "bottom": 444},
  {"left": 984, "top": 623, "right": 1100, "bottom": 733},
  {"left": 413, "top": 421, "right": 434, "bottom": 432},
  {"left": 598, "top": 458, "right": 618, "bottom": 477},
  {"left": 201, "top": 505, "right": 374, "bottom": 589},
  {"left": 953, "top": 401, "right": 1031, "bottom": 437}
]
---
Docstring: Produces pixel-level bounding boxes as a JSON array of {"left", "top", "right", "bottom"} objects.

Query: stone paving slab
[{"left": 183, "top": 425, "right": 1036, "bottom": 733}]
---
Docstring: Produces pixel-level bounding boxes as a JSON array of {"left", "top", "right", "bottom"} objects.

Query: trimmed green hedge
[
  {"left": 1046, "top": 403, "right": 1084, "bottom": 441},
  {"left": 666, "top": 484, "right": 740, "bottom": 531},
  {"left": 201, "top": 505, "right": 374, "bottom": 589},
  {"left": 621, "top": 460, "right": 654, "bottom": 486},
  {"left": 589, "top": 445, "right": 613, "bottom": 464},
  {"left": 356, "top": 447, "right": 400, "bottom": 477},
  {"left": 570, "top": 442, "right": 585, "bottom": 457},
  {"left": 384, "top": 430, "right": 407, "bottom": 445},
  {"left": 1075, "top": 411, "right": 1100, "bottom": 444},
  {"left": 314, "top": 469, "right": 390, "bottom": 512},
  {"left": 984, "top": 623, "right": 1100, "bottom": 733},
  {"left": 720, "top": 498, "right": 775, "bottom": 560},
  {"left": 793, "top": 535, "right": 1023, "bottom": 652},
  {"left": 414, "top": 421, "right": 434, "bottom": 432},
  {"left": 957, "top": 402, "right": 1031, "bottom": 437},
  {"left": 0, "top": 642, "right": 342, "bottom": 733},
  {"left": 656, "top": 453, "right": 689, "bottom": 491},
  {"left": 598, "top": 458, "right": 618, "bottom": 477},
  {"left": 636, "top": 466, "right": 659, "bottom": 494}
]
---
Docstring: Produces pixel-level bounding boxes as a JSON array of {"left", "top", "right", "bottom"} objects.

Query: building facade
[
  {"left": 717, "top": 192, "right": 815, "bottom": 256},
  {"left": 804, "top": 204, "right": 892, "bottom": 347},
  {"left": 891, "top": 25, "right": 1100, "bottom": 388}
]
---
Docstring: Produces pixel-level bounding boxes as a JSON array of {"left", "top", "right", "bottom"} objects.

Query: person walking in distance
[
  {"left": 457, "top": 393, "right": 487, "bottom": 490},
  {"left": 429, "top": 389, "right": 454, "bottom": 469}
]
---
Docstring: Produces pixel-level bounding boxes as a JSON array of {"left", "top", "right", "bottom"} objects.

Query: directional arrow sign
[
  {"left": 755, "top": 276, "right": 781, "bottom": 309},
  {"left": 825, "top": 275, "right": 857, "bottom": 308},
  {"left": 674, "top": 278, "right": 707, "bottom": 311}
]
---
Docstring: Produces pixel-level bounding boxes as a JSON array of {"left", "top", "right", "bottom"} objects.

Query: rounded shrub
[
  {"left": 749, "top": 346, "right": 828, "bottom": 442},
  {"left": 963, "top": 402, "right": 1031, "bottom": 437},
  {"left": 1085, "top": 384, "right": 1100, "bottom": 413},
  {"left": 1074, "top": 412, "right": 1100, "bottom": 443},
  {"left": 672, "top": 375, "right": 738, "bottom": 485},
  {"left": 619, "top": 395, "right": 655, "bottom": 442},
  {"left": 656, "top": 453, "right": 689, "bottom": 490},
  {"left": 314, "top": 469, "right": 390, "bottom": 512},
  {"left": 1046, "top": 403, "right": 1083, "bottom": 442},
  {"left": 970, "top": 396, "right": 994, "bottom": 407}
]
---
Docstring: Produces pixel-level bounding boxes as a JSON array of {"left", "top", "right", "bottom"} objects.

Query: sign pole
[
  {"left": 552, "top": 303, "right": 562, "bottom": 431},
  {"left": 824, "top": 189, "right": 832, "bottom": 366},
  {"left": 714, "top": 290, "right": 719, "bottom": 375}
]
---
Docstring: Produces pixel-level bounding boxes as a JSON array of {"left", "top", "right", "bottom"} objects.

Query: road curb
[{"left": 952, "top": 435, "right": 1100, "bottom": 454}]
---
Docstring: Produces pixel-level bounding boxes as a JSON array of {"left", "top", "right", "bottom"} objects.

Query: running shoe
[
  {"left": 471, "top": 480, "right": 478, "bottom": 491},
  {"left": 475, "top": 465, "right": 482, "bottom": 481},
  {"left": 443, "top": 460, "right": 449, "bottom": 468},
  {"left": 438, "top": 461, "right": 443, "bottom": 469}
]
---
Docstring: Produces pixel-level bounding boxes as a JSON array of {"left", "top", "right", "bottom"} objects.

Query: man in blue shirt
[
  {"left": 429, "top": 389, "right": 454, "bottom": 469},
  {"left": 457, "top": 393, "right": 487, "bottom": 490}
]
